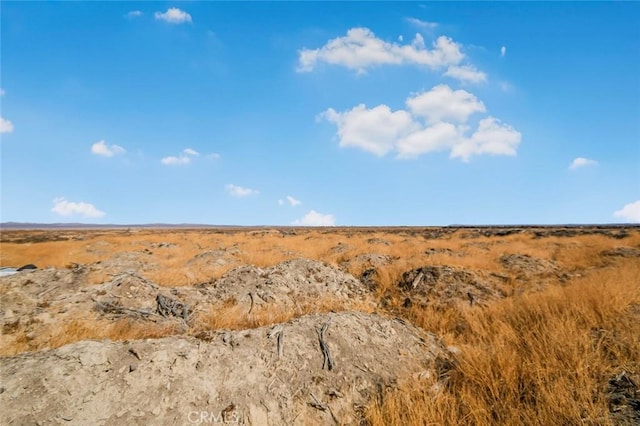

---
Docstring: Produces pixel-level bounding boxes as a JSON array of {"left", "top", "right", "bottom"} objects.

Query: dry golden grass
[
  {"left": 365, "top": 262, "right": 640, "bottom": 426},
  {"left": 1, "top": 316, "right": 179, "bottom": 356},
  {"left": 192, "top": 296, "right": 374, "bottom": 332}
]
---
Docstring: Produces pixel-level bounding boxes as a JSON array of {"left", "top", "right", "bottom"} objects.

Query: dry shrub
[{"left": 366, "top": 261, "right": 640, "bottom": 425}]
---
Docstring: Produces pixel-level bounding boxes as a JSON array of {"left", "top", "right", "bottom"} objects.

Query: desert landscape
[{"left": 0, "top": 225, "right": 638, "bottom": 425}]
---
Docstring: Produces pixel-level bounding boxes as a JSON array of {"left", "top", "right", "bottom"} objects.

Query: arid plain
[{"left": 1, "top": 226, "right": 639, "bottom": 425}]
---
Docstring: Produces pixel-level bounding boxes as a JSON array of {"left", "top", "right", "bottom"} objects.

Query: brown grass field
[{"left": 1, "top": 226, "right": 639, "bottom": 424}]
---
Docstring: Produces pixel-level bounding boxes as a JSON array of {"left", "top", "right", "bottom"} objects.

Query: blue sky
[{"left": 1, "top": 2, "right": 639, "bottom": 225}]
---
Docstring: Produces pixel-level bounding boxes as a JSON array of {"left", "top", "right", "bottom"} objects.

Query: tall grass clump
[{"left": 366, "top": 263, "right": 640, "bottom": 425}]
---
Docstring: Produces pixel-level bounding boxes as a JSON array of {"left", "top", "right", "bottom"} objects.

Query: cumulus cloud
[
  {"left": 444, "top": 65, "right": 487, "bottom": 83},
  {"left": 297, "top": 27, "right": 464, "bottom": 74},
  {"left": 320, "top": 84, "right": 521, "bottom": 161},
  {"left": 91, "top": 140, "right": 126, "bottom": 157},
  {"left": 0, "top": 116, "right": 14, "bottom": 133},
  {"left": 406, "top": 84, "right": 486, "bottom": 124},
  {"left": 126, "top": 10, "right": 142, "bottom": 18},
  {"left": 292, "top": 210, "right": 336, "bottom": 226},
  {"left": 405, "top": 17, "right": 438, "bottom": 31},
  {"left": 449, "top": 117, "right": 521, "bottom": 162},
  {"left": 161, "top": 148, "right": 199, "bottom": 165},
  {"left": 614, "top": 200, "right": 640, "bottom": 223},
  {"left": 501, "top": 46, "right": 507, "bottom": 57},
  {"left": 320, "top": 104, "right": 419, "bottom": 156},
  {"left": 155, "top": 8, "right": 192, "bottom": 24},
  {"left": 225, "top": 184, "right": 259, "bottom": 198},
  {"left": 569, "top": 157, "right": 598, "bottom": 170},
  {"left": 396, "top": 122, "right": 462, "bottom": 158},
  {"left": 51, "top": 197, "right": 105, "bottom": 218}
]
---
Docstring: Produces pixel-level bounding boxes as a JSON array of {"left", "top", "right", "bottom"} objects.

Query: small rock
[{"left": 129, "top": 363, "right": 137, "bottom": 372}]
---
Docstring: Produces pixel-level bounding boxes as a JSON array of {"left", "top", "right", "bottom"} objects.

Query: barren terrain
[{"left": 1, "top": 226, "right": 639, "bottom": 425}]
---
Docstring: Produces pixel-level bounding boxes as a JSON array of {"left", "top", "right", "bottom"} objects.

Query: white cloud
[
  {"left": 161, "top": 155, "right": 190, "bottom": 165},
  {"left": 444, "top": 65, "right": 487, "bottom": 83},
  {"left": 320, "top": 104, "right": 419, "bottom": 156},
  {"left": 321, "top": 85, "right": 520, "bottom": 162},
  {"left": 614, "top": 200, "right": 640, "bottom": 223},
  {"left": 450, "top": 116, "right": 521, "bottom": 162},
  {"left": 154, "top": 8, "right": 192, "bottom": 24},
  {"left": 183, "top": 148, "right": 199, "bottom": 156},
  {"left": 286, "top": 195, "right": 302, "bottom": 206},
  {"left": 0, "top": 116, "right": 14, "bottom": 133},
  {"left": 397, "top": 122, "right": 462, "bottom": 158},
  {"left": 569, "top": 157, "right": 598, "bottom": 170},
  {"left": 406, "top": 84, "right": 486, "bottom": 124},
  {"left": 398, "top": 35, "right": 404, "bottom": 42},
  {"left": 292, "top": 210, "right": 336, "bottom": 226},
  {"left": 51, "top": 197, "right": 105, "bottom": 218},
  {"left": 278, "top": 199, "right": 284, "bottom": 206},
  {"left": 225, "top": 184, "right": 259, "bottom": 198},
  {"left": 297, "top": 27, "right": 464, "bottom": 74},
  {"left": 406, "top": 17, "right": 438, "bottom": 31},
  {"left": 126, "top": 10, "right": 142, "bottom": 18},
  {"left": 161, "top": 148, "right": 200, "bottom": 165},
  {"left": 91, "top": 140, "right": 126, "bottom": 157},
  {"left": 501, "top": 46, "right": 507, "bottom": 57},
  {"left": 207, "top": 153, "right": 221, "bottom": 159}
]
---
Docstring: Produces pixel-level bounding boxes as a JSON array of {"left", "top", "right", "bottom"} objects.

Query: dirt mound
[
  {"left": 340, "top": 253, "right": 394, "bottom": 271},
  {"left": 424, "top": 247, "right": 464, "bottom": 257},
  {"left": 329, "top": 242, "right": 351, "bottom": 254},
  {"left": 186, "top": 249, "right": 239, "bottom": 267},
  {"left": 0, "top": 268, "right": 85, "bottom": 318},
  {"left": 2, "top": 260, "right": 375, "bottom": 354},
  {"left": 92, "top": 272, "right": 196, "bottom": 324},
  {"left": 0, "top": 312, "right": 453, "bottom": 425},
  {"left": 92, "top": 251, "right": 159, "bottom": 276},
  {"left": 366, "top": 238, "right": 391, "bottom": 245},
  {"left": 398, "top": 266, "right": 506, "bottom": 307},
  {"left": 203, "top": 259, "right": 372, "bottom": 312},
  {"left": 499, "top": 254, "right": 560, "bottom": 277}
]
